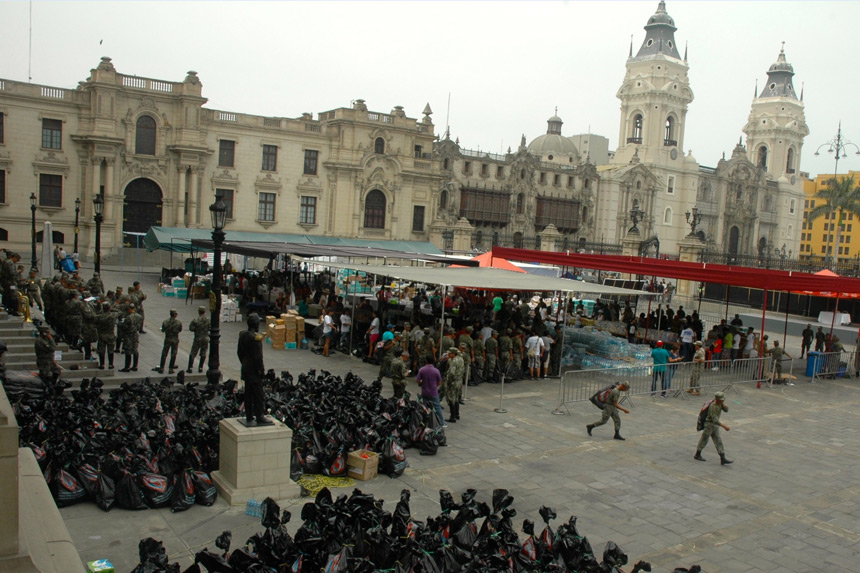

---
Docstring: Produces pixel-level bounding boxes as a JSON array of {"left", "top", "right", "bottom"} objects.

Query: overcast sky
[{"left": 2, "top": 1, "right": 858, "bottom": 178}]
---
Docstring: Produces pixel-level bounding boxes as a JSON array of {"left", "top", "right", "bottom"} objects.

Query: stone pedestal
[
  {"left": 538, "top": 224, "right": 562, "bottom": 252},
  {"left": 452, "top": 217, "right": 475, "bottom": 253},
  {"left": 621, "top": 232, "right": 643, "bottom": 280},
  {"left": 677, "top": 236, "right": 706, "bottom": 299},
  {"left": 211, "top": 417, "right": 300, "bottom": 506}
]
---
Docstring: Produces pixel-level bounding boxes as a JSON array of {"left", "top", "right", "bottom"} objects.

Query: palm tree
[{"left": 806, "top": 175, "right": 860, "bottom": 268}]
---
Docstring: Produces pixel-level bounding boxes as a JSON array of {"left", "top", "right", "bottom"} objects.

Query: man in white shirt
[
  {"left": 339, "top": 312, "right": 351, "bottom": 349},
  {"left": 680, "top": 323, "right": 696, "bottom": 362},
  {"left": 524, "top": 332, "right": 544, "bottom": 379},
  {"left": 480, "top": 324, "right": 494, "bottom": 343}
]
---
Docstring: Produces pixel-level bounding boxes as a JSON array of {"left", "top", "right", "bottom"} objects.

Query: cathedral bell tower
[
  {"left": 742, "top": 46, "right": 808, "bottom": 181},
  {"left": 615, "top": 1, "right": 693, "bottom": 166}
]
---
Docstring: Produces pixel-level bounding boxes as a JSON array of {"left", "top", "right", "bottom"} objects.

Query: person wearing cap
[
  {"left": 389, "top": 350, "right": 411, "bottom": 399},
  {"left": 118, "top": 304, "right": 142, "bottom": 372},
  {"left": 766, "top": 340, "right": 792, "bottom": 384},
  {"left": 187, "top": 306, "right": 211, "bottom": 373},
  {"left": 418, "top": 327, "right": 436, "bottom": 365},
  {"left": 484, "top": 329, "right": 499, "bottom": 382},
  {"left": 586, "top": 381, "right": 630, "bottom": 440},
  {"left": 443, "top": 347, "right": 464, "bottom": 423},
  {"left": 438, "top": 327, "right": 456, "bottom": 359},
  {"left": 153, "top": 309, "right": 183, "bottom": 374},
  {"left": 35, "top": 325, "right": 61, "bottom": 383},
  {"left": 651, "top": 340, "right": 671, "bottom": 397},
  {"left": 86, "top": 273, "right": 104, "bottom": 297},
  {"left": 378, "top": 329, "right": 399, "bottom": 378},
  {"left": 130, "top": 281, "right": 147, "bottom": 334},
  {"left": 695, "top": 391, "right": 733, "bottom": 464},
  {"left": 458, "top": 326, "right": 475, "bottom": 386},
  {"left": 796, "top": 324, "right": 812, "bottom": 359},
  {"left": 95, "top": 302, "right": 118, "bottom": 370},
  {"left": 26, "top": 270, "right": 43, "bottom": 312},
  {"left": 688, "top": 341, "right": 706, "bottom": 395}
]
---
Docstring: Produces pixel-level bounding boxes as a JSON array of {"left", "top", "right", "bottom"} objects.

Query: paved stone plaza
[{"left": 54, "top": 268, "right": 860, "bottom": 572}]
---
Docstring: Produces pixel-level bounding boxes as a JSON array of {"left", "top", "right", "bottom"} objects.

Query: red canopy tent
[{"left": 451, "top": 251, "right": 526, "bottom": 273}]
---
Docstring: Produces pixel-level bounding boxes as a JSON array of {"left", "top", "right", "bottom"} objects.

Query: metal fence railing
[
  {"left": 809, "top": 350, "right": 859, "bottom": 382},
  {"left": 553, "top": 356, "right": 794, "bottom": 414}
]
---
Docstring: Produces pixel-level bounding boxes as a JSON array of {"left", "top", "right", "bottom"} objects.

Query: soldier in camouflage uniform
[
  {"left": 443, "top": 347, "right": 464, "bottom": 423},
  {"left": 86, "top": 273, "right": 104, "bottom": 297},
  {"left": 498, "top": 329, "right": 513, "bottom": 376},
  {"left": 118, "top": 304, "right": 143, "bottom": 372},
  {"left": 96, "top": 302, "right": 117, "bottom": 369},
  {"left": 458, "top": 326, "right": 475, "bottom": 387},
  {"left": 64, "top": 291, "right": 84, "bottom": 349},
  {"left": 113, "top": 294, "right": 131, "bottom": 352},
  {"left": 79, "top": 295, "right": 98, "bottom": 360},
  {"left": 418, "top": 327, "right": 436, "bottom": 365},
  {"left": 473, "top": 332, "right": 485, "bottom": 384},
  {"left": 484, "top": 329, "right": 499, "bottom": 382},
  {"left": 512, "top": 330, "right": 525, "bottom": 371},
  {"left": 132, "top": 281, "right": 147, "bottom": 333},
  {"left": 389, "top": 350, "right": 410, "bottom": 399},
  {"left": 688, "top": 340, "right": 705, "bottom": 395},
  {"left": 187, "top": 305, "right": 210, "bottom": 373},
  {"left": 0, "top": 251, "right": 20, "bottom": 314},
  {"left": 26, "top": 270, "right": 43, "bottom": 312},
  {"left": 438, "top": 327, "right": 455, "bottom": 365},
  {"left": 153, "top": 309, "right": 183, "bottom": 374},
  {"left": 35, "top": 325, "right": 61, "bottom": 382},
  {"left": 695, "top": 391, "right": 733, "bottom": 465}
]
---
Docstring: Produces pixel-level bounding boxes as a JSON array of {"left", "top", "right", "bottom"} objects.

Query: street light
[
  {"left": 206, "top": 191, "right": 228, "bottom": 385},
  {"left": 685, "top": 206, "right": 703, "bottom": 238},
  {"left": 628, "top": 203, "right": 644, "bottom": 234},
  {"left": 92, "top": 194, "right": 104, "bottom": 274},
  {"left": 73, "top": 197, "right": 81, "bottom": 257},
  {"left": 29, "top": 193, "right": 38, "bottom": 272},
  {"left": 814, "top": 122, "right": 860, "bottom": 267}
]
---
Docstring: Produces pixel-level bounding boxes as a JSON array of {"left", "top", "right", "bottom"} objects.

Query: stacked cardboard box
[
  {"left": 271, "top": 324, "right": 285, "bottom": 350},
  {"left": 283, "top": 314, "right": 297, "bottom": 350}
]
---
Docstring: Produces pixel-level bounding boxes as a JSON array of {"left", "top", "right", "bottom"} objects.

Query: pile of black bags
[
  {"left": 267, "top": 370, "right": 445, "bottom": 479},
  {"left": 133, "top": 488, "right": 702, "bottom": 572},
  {"left": 12, "top": 376, "right": 240, "bottom": 511}
]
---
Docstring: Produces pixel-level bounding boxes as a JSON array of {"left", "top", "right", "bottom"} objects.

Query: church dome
[
  {"left": 646, "top": 1, "right": 675, "bottom": 28},
  {"left": 528, "top": 112, "right": 580, "bottom": 161}
]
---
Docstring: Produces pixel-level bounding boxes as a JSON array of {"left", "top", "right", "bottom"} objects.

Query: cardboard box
[
  {"left": 285, "top": 330, "right": 296, "bottom": 344},
  {"left": 347, "top": 449, "right": 379, "bottom": 481},
  {"left": 283, "top": 314, "right": 296, "bottom": 325},
  {"left": 296, "top": 316, "right": 305, "bottom": 332}
]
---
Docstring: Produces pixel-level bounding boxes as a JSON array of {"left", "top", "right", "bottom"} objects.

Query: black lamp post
[
  {"left": 814, "top": 122, "right": 860, "bottom": 268},
  {"left": 93, "top": 194, "right": 104, "bottom": 274},
  {"left": 73, "top": 197, "right": 81, "bottom": 256},
  {"left": 206, "top": 191, "right": 227, "bottom": 385},
  {"left": 685, "top": 206, "right": 703, "bottom": 238},
  {"left": 29, "top": 193, "right": 38, "bottom": 272}
]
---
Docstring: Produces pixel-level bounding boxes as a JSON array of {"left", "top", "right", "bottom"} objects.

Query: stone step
[
  {"left": 0, "top": 323, "right": 33, "bottom": 335},
  {"left": 63, "top": 371, "right": 207, "bottom": 390},
  {"left": 4, "top": 341, "right": 70, "bottom": 352},
  {"left": 4, "top": 354, "right": 94, "bottom": 367}
]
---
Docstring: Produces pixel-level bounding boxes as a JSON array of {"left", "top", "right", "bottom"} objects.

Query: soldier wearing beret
[{"left": 187, "top": 306, "right": 210, "bottom": 373}]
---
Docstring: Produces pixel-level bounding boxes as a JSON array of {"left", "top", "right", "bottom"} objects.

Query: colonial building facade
[{"left": 0, "top": 1, "right": 806, "bottom": 263}]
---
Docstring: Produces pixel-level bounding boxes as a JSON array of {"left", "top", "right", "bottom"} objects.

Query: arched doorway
[
  {"left": 728, "top": 226, "right": 740, "bottom": 256},
  {"left": 123, "top": 178, "right": 163, "bottom": 242}
]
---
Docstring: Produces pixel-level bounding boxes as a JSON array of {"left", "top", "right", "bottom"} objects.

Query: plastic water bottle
[{"left": 245, "top": 499, "right": 262, "bottom": 517}]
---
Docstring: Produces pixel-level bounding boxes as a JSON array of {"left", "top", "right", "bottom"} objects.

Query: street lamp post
[
  {"left": 73, "top": 197, "right": 81, "bottom": 257},
  {"left": 29, "top": 193, "right": 38, "bottom": 272},
  {"left": 685, "top": 206, "right": 703, "bottom": 238},
  {"left": 814, "top": 122, "right": 860, "bottom": 267},
  {"left": 206, "top": 192, "right": 228, "bottom": 385},
  {"left": 93, "top": 195, "right": 104, "bottom": 274}
]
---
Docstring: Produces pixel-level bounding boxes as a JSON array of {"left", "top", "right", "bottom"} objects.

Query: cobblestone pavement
[{"left": 57, "top": 267, "right": 860, "bottom": 572}]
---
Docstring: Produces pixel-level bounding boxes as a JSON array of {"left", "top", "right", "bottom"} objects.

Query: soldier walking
[
  {"left": 153, "top": 309, "right": 183, "bottom": 374},
  {"left": 586, "top": 381, "right": 630, "bottom": 440},
  {"left": 443, "top": 347, "right": 464, "bottom": 423},
  {"left": 118, "top": 304, "right": 142, "bottom": 372},
  {"left": 695, "top": 391, "right": 733, "bottom": 465},
  {"left": 35, "top": 325, "right": 61, "bottom": 383},
  {"left": 389, "top": 350, "right": 410, "bottom": 399},
  {"left": 187, "top": 306, "right": 210, "bottom": 373},
  {"left": 96, "top": 302, "right": 117, "bottom": 369}
]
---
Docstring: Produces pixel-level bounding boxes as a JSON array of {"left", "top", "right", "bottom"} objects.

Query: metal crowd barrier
[
  {"left": 810, "top": 350, "right": 859, "bottom": 382},
  {"left": 553, "top": 356, "right": 783, "bottom": 414}
]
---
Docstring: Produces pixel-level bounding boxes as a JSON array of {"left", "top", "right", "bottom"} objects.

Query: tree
[{"left": 805, "top": 176, "right": 860, "bottom": 267}]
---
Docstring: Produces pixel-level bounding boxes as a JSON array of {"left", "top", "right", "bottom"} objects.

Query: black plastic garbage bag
[
  {"left": 140, "top": 472, "right": 174, "bottom": 508},
  {"left": 171, "top": 470, "right": 195, "bottom": 513},
  {"left": 191, "top": 471, "right": 217, "bottom": 506},
  {"left": 96, "top": 472, "right": 116, "bottom": 512},
  {"left": 380, "top": 435, "right": 407, "bottom": 477},
  {"left": 260, "top": 497, "right": 281, "bottom": 529},
  {"left": 51, "top": 468, "right": 88, "bottom": 508},
  {"left": 602, "top": 541, "right": 628, "bottom": 569}
]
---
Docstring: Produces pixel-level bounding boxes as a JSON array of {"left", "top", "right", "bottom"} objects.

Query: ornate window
[
  {"left": 440, "top": 189, "right": 448, "bottom": 209},
  {"left": 218, "top": 140, "right": 235, "bottom": 167},
  {"left": 513, "top": 232, "right": 524, "bottom": 249},
  {"left": 629, "top": 114, "right": 643, "bottom": 143},
  {"left": 135, "top": 115, "right": 156, "bottom": 155},
  {"left": 374, "top": 137, "right": 385, "bottom": 154},
  {"left": 786, "top": 148, "right": 795, "bottom": 173},
  {"left": 412, "top": 205, "right": 425, "bottom": 232},
  {"left": 663, "top": 207, "right": 673, "bottom": 225},
  {"left": 516, "top": 193, "right": 524, "bottom": 214},
  {"left": 262, "top": 145, "right": 278, "bottom": 171},
  {"left": 664, "top": 117, "right": 675, "bottom": 146},
  {"left": 364, "top": 189, "right": 386, "bottom": 229},
  {"left": 258, "top": 192, "right": 276, "bottom": 221},
  {"left": 299, "top": 196, "right": 316, "bottom": 225},
  {"left": 39, "top": 174, "right": 63, "bottom": 207},
  {"left": 42, "top": 118, "right": 62, "bottom": 149},
  {"left": 303, "top": 150, "right": 319, "bottom": 175}
]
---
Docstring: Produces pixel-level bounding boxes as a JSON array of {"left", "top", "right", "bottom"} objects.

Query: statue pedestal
[
  {"left": 212, "top": 417, "right": 300, "bottom": 505},
  {"left": 677, "top": 236, "right": 706, "bottom": 300}
]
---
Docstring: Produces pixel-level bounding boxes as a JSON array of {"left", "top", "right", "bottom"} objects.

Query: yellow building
[{"left": 800, "top": 170, "right": 860, "bottom": 263}]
